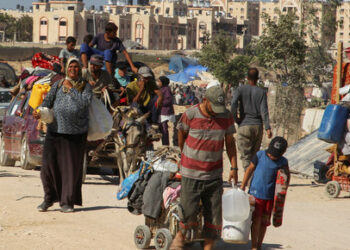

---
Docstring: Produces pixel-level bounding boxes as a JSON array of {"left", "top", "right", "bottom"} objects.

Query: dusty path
[{"left": 0, "top": 163, "right": 348, "bottom": 250}]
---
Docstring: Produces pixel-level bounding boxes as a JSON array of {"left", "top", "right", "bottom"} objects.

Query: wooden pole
[{"left": 336, "top": 42, "right": 343, "bottom": 104}]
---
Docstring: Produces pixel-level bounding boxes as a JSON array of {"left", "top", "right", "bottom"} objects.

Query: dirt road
[{"left": 0, "top": 162, "right": 348, "bottom": 250}]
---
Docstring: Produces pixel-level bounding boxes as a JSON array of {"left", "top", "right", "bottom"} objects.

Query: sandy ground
[
  {"left": 0, "top": 111, "right": 349, "bottom": 250},
  {"left": 0, "top": 63, "right": 348, "bottom": 249}
]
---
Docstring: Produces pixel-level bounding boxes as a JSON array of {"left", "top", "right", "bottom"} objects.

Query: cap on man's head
[
  {"left": 205, "top": 86, "right": 226, "bottom": 113},
  {"left": 90, "top": 54, "right": 104, "bottom": 66},
  {"left": 138, "top": 66, "right": 153, "bottom": 78},
  {"left": 267, "top": 136, "right": 288, "bottom": 158}
]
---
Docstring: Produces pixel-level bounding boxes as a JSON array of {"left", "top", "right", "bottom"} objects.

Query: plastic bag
[
  {"left": 38, "top": 107, "right": 54, "bottom": 124},
  {"left": 222, "top": 184, "right": 250, "bottom": 222},
  {"left": 87, "top": 97, "right": 113, "bottom": 141}
]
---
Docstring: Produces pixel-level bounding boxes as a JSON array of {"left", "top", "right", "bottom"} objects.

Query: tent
[
  {"left": 0, "top": 63, "right": 16, "bottom": 86},
  {"left": 168, "top": 55, "right": 198, "bottom": 73}
]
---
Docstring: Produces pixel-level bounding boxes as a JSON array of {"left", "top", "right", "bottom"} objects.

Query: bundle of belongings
[
  {"left": 10, "top": 53, "right": 63, "bottom": 98},
  {"left": 117, "top": 146, "right": 182, "bottom": 220}
]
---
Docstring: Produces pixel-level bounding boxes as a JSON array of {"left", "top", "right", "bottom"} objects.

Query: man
[
  {"left": 126, "top": 66, "right": 162, "bottom": 125},
  {"left": 171, "top": 86, "right": 238, "bottom": 250},
  {"left": 82, "top": 54, "right": 119, "bottom": 105},
  {"left": 84, "top": 22, "right": 137, "bottom": 76},
  {"left": 331, "top": 46, "right": 350, "bottom": 104},
  {"left": 231, "top": 67, "right": 272, "bottom": 172}
]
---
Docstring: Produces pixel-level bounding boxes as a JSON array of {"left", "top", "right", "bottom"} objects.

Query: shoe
[
  {"left": 37, "top": 201, "right": 53, "bottom": 212},
  {"left": 60, "top": 205, "right": 74, "bottom": 213}
]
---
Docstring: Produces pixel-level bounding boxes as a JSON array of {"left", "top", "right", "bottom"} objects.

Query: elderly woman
[{"left": 34, "top": 58, "right": 92, "bottom": 213}]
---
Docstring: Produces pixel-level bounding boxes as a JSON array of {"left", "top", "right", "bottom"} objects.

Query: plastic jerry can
[
  {"left": 222, "top": 184, "right": 250, "bottom": 222},
  {"left": 28, "top": 84, "right": 51, "bottom": 109},
  {"left": 318, "top": 104, "right": 349, "bottom": 143},
  {"left": 222, "top": 206, "right": 254, "bottom": 244}
]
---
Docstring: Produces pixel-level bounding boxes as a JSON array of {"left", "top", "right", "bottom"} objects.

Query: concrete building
[{"left": 32, "top": 0, "right": 109, "bottom": 44}]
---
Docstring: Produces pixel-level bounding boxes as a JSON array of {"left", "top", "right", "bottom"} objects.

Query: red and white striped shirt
[{"left": 177, "top": 105, "right": 236, "bottom": 180}]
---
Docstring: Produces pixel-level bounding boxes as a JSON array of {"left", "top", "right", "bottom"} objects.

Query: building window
[
  {"left": 40, "top": 36, "right": 47, "bottom": 41},
  {"left": 155, "top": 8, "right": 159, "bottom": 14},
  {"left": 40, "top": 20, "right": 48, "bottom": 25},
  {"left": 36, "top": 5, "right": 39, "bottom": 10},
  {"left": 166, "top": 8, "right": 170, "bottom": 14},
  {"left": 199, "top": 10, "right": 202, "bottom": 14},
  {"left": 59, "top": 36, "right": 66, "bottom": 42},
  {"left": 68, "top": 6, "right": 74, "bottom": 11},
  {"left": 59, "top": 21, "right": 67, "bottom": 26},
  {"left": 137, "top": 8, "right": 140, "bottom": 12},
  {"left": 340, "top": 9, "right": 344, "bottom": 14},
  {"left": 340, "top": 32, "right": 344, "bottom": 36}
]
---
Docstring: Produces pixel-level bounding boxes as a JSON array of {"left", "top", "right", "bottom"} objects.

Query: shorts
[
  {"left": 180, "top": 177, "right": 223, "bottom": 239},
  {"left": 252, "top": 197, "right": 274, "bottom": 227}
]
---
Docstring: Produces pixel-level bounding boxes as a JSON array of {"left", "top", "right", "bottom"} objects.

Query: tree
[
  {"left": 301, "top": 0, "right": 339, "bottom": 85},
  {"left": 16, "top": 15, "right": 33, "bottom": 42},
  {"left": 252, "top": 12, "right": 307, "bottom": 142},
  {"left": 0, "top": 14, "right": 33, "bottom": 42},
  {"left": 195, "top": 32, "right": 251, "bottom": 86}
]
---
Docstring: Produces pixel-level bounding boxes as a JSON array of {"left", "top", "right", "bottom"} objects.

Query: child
[
  {"left": 59, "top": 36, "right": 79, "bottom": 73},
  {"left": 240, "top": 136, "right": 290, "bottom": 250},
  {"left": 157, "top": 76, "right": 174, "bottom": 145},
  {"left": 80, "top": 34, "right": 104, "bottom": 69}
]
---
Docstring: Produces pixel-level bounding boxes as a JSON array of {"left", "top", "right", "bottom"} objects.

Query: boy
[
  {"left": 59, "top": 36, "right": 79, "bottom": 73},
  {"left": 240, "top": 136, "right": 290, "bottom": 250}
]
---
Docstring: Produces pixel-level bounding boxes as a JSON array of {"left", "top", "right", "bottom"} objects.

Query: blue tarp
[
  {"left": 167, "top": 55, "right": 208, "bottom": 84},
  {"left": 167, "top": 71, "right": 192, "bottom": 84},
  {"left": 168, "top": 55, "right": 198, "bottom": 73}
]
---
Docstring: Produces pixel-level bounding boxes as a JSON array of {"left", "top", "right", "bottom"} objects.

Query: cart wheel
[
  {"left": 155, "top": 228, "right": 173, "bottom": 250},
  {"left": 325, "top": 181, "right": 341, "bottom": 198},
  {"left": 134, "top": 225, "right": 152, "bottom": 249}
]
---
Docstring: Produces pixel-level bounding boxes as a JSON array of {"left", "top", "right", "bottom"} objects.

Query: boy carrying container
[{"left": 241, "top": 136, "right": 290, "bottom": 250}]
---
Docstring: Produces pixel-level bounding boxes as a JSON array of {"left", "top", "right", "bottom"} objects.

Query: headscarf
[{"left": 64, "top": 57, "right": 86, "bottom": 93}]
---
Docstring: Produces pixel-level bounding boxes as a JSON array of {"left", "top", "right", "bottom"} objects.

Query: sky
[{"left": 0, "top": 0, "right": 108, "bottom": 10}]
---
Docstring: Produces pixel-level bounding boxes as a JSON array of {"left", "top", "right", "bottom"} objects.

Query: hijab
[{"left": 64, "top": 57, "right": 86, "bottom": 93}]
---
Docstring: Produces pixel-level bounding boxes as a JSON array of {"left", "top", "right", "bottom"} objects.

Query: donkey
[{"left": 111, "top": 107, "right": 161, "bottom": 183}]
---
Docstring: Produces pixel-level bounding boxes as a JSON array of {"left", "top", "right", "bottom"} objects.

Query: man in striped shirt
[{"left": 170, "top": 86, "right": 238, "bottom": 250}]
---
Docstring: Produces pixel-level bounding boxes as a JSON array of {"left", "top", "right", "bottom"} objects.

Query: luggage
[{"left": 318, "top": 104, "right": 349, "bottom": 143}]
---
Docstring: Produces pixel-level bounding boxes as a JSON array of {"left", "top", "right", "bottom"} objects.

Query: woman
[
  {"left": 34, "top": 58, "right": 92, "bottom": 213},
  {"left": 157, "top": 76, "right": 174, "bottom": 145}
]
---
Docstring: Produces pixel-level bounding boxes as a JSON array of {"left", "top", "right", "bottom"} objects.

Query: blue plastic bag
[{"left": 116, "top": 161, "right": 150, "bottom": 200}]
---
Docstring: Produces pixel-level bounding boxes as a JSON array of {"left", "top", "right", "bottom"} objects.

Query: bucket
[
  {"left": 222, "top": 206, "right": 254, "bottom": 244},
  {"left": 318, "top": 104, "right": 349, "bottom": 143}
]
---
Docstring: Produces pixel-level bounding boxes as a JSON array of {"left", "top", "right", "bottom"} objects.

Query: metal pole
[{"left": 336, "top": 42, "right": 343, "bottom": 104}]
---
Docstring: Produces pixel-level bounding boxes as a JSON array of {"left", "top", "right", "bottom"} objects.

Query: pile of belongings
[
  {"left": 11, "top": 53, "right": 63, "bottom": 98},
  {"left": 118, "top": 146, "right": 182, "bottom": 219}
]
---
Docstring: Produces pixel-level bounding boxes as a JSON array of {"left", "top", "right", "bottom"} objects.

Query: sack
[{"left": 87, "top": 97, "right": 113, "bottom": 141}]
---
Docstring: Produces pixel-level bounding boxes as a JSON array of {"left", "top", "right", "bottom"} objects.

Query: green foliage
[
  {"left": 195, "top": 32, "right": 251, "bottom": 86},
  {"left": 0, "top": 13, "right": 33, "bottom": 42},
  {"left": 254, "top": 13, "right": 307, "bottom": 88}
]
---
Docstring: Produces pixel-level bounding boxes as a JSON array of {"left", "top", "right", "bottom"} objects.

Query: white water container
[
  {"left": 222, "top": 206, "right": 254, "bottom": 244},
  {"left": 222, "top": 184, "right": 250, "bottom": 222}
]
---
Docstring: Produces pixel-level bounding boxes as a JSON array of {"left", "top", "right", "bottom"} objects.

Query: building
[{"left": 32, "top": 0, "right": 109, "bottom": 44}]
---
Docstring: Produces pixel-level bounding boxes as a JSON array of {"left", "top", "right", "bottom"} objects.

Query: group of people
[
  {"left": 34, "top": 22, "right": 175, "bottom": 214},
  {"left": 31, "top": 21, "right": 290, "bottom": 250},
  {"left": 171, "top": 68, "right": 290, "bottom": 250}
]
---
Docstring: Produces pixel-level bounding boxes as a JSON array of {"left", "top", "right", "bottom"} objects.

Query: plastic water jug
[
  {"left": 318, "top": 104, "right": 349, "bottom": 143},
  {"left": 28, "top": 84, "right": 51, "bottom": 109},
  {"left": 222, "top": 184, "right": 250, "bottom": 222},
  {"left": 222, "top": 206, "right": 254, "bottom": 244}
]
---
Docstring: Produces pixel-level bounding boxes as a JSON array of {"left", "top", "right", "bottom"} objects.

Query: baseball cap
[
  {"left": 205, "top": 86, "right": 226, "bottom": 113},
  {"left": 138, "top": 66, "right": 153, "bottom": 78},
  {"left": 90, "top": 54, "right": 104, "bottom": 66},
  {"left": 267, "top": 136, "right": 288, "bottom": 158}
]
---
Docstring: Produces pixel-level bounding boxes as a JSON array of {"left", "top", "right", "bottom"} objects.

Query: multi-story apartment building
[{"left": 32, "top": 0, "right": 109, "bottom": 44}]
